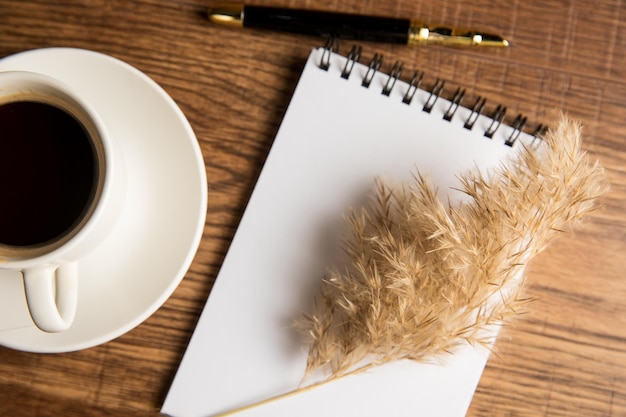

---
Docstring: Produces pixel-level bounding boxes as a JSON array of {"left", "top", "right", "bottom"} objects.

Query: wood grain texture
[{"left": 1, "top": 0, "right": 625, "bottom": 416}]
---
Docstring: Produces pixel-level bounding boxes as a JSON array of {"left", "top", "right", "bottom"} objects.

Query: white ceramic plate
[{"left": 0, "top": 48, "right": 207, "bottom": 353}]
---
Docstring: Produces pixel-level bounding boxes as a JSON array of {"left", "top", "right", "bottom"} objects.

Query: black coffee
[{"left": 0, "top": 100, "right": 97, "bottom": 247}]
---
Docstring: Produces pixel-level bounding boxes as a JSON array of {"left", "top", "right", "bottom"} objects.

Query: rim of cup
[{"left": 0, "top": 71, "right": 113, "bottom": 267}]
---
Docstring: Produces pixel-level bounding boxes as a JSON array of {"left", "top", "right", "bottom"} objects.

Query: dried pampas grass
[
  {"left": 299, "top": 115, "right": 608, "bottom": 381},
  {"left": 217, "top": 116, "right": 608, "bottom": 416}
]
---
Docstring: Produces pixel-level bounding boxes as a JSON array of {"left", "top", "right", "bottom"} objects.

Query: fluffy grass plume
[{"left": 299, "top": 115, "right": 609, "bottom": 379}]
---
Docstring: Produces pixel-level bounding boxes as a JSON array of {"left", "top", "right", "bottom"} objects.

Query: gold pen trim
[
  {"left": 408, "top": 21, "right": 509, "bottom": 47},
  {"left": 208, "top": 4, "right": 244, "bottom": 28}
]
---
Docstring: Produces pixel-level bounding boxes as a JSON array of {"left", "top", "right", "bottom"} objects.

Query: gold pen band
[
  {"left": 208, "top": 4, "right": 244, "bottom": 28},
  {"left": 408, "top": 21, "right": 509, "bottom": 47}
]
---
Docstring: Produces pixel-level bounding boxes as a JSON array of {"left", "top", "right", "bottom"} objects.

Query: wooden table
[{"left": 1, "top": 1, "right": 625, "bottom": 416}]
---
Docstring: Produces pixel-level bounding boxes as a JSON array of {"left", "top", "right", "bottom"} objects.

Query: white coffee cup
[{"left": 0, "top": 71, "right": 125, "bottom": 333}]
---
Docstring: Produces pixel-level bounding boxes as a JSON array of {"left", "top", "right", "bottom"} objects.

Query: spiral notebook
[{"left": 162, "top": 45, "right": 538, "bottom": 417}]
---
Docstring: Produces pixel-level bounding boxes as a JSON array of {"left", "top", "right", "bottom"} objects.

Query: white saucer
[{"left": 0, "top": 48, "right": 207, "bottom": 353}]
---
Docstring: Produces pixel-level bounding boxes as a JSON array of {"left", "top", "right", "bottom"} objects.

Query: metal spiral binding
[
  {"left": 402, "top": 71, "right": 424, "bottom": 105},
  {"left": 341, "top": 45, "right": 362, "bottom": 79},
  {"left": 382, "top": 61, "right": 403, "bottom": 96},
  {"left": 526, "top": 124, "right": 548, "bottom": 146},
  {"left": 423, "top": 79, "right": 445, "bottom": 113},
  {"left": 362, "top": 53, "right": 383, "bottom": 88},
  {"left": 532, "top": 124, "right": 548, "bottom": 139},
  {"left": 505, "top": 114, "right": 527, "bottom": 146},
  {"left": 484, "top": 105, "right": 507, "bottom": 138},
  {"left": 319, "top": 38, "right": 338, "bottom": 71},
  {"left": 319, "top": 42, "right": 541, "bottom": 144},
  {"left": 444, "top": 88, "right": 465, "bottom": 121},
  {"left": 464, "top": 96, "right": 486, "bottom": 130}
]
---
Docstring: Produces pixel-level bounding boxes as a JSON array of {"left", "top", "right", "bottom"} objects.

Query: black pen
[{"left": 207, "top": 4, "right": 509, "bottom": 47}]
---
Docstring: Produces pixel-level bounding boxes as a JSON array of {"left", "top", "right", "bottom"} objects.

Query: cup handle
[{"left": 22, "top": 262, "right": 78, "bottom": 333}]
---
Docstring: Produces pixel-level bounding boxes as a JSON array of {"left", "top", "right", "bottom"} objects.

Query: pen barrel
[{"left": 243, "top": 6, "right": 410, "bottom": 44}]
